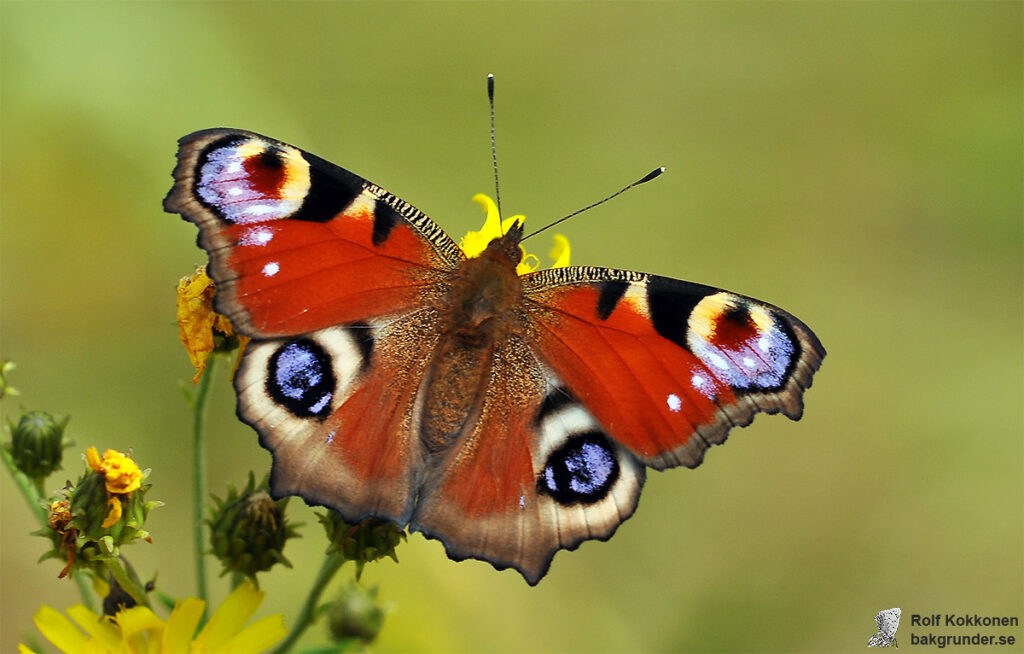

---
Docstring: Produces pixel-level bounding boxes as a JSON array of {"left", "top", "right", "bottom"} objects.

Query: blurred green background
[{"left": 2, "top": 2, "right": 1020, "bottom": 652}]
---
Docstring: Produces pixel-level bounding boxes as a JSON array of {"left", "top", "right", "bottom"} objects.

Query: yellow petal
[
  {"left": 18, "top": 644, "right": 37, "bottom": 654},
  {"left": 92, "top": 576, "right": 111, "bottom": 599},
  {"left": 462, "top": 195, "right": 525, "bottom": 257},
  {"left": 550, "top": 234, "right": 571, "bottom": 268},
  {"left": 230, "top": 336, "right": 251, "bottom": 381},
  {"left": 222, "top": 614, "right": 288, "bottom": 654},
  {"left": 162, "top": 597, "right": 204, "bottom": 654},
  {"left": 114, "top": 606, "right": 164, "bottom": 638},
  {"left": 33, "top": 605, "right": 88, "bottom": 653},
  {"left": 516, "top": 254, "right": 540, "bottom": 275},
  {"left": 85, "top": 447, "right": 103, "bottom": 473},
  {"left": 66, "top": 605, "right": 121, "bottom": 651},
  {"left": 194, "top": 581, "right": 263, "bottom": 652},
  {"left": 101, "top": 496, "right": 122, "bottom": 528},
  {"left": 100, "top": 450, "right": 143, "bottom": 494}
]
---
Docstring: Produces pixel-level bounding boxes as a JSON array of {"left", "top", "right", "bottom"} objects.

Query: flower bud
[
  {"left": 73, "top": 448, "right": 157, "bottom": 546},
  {"left": 36, "top": 449, "right": 159, "bottom": 578},
  {"left": 326, "top": 581, "right": 385, "bottom": 645},
  {"left": 208, "top": 473, "right": 298, "bottom": 580},
  {"left": 8, "top": 411, "right": 71, "bottom": 480},
  {"left": 318, "top": 511, "right": 405, "bottom": 580}
]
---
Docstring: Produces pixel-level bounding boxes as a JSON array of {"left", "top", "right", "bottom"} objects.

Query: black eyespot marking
[
  {"left": 292, "top": 151, "right": 362, "bottom": 223},
  {"left": 596, "top": 279, "right": 630, "bottom": 320},
  {"left": 537, "top": 432, "right": 620, "bottom": 505},
  {"left": 371, "top": 200, "right": 402, "bottom": 247},
  {"left": 724, "top": 302, "right": 752, "bottom": 327},
  {"left": 647, "top": 275, "right": 716, "bottom": 350},
  {"left": 347, "top": 323, "right": 375, "bottom": 371},
  {"left": 266, "top": 338, "right": 336, "bottom": 419},
  {"left": 534, "top": 388, "right": 576, "bottom": 426},
  {"left": 258, "top": 146, "right": 285, "bottom": 169}
]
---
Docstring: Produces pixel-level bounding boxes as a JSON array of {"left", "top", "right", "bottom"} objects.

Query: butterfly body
[
  {"left": 422, "top": 228, "right": 525, "bottom": 451},
  {"left": 165, "top": 127, "right": 825, "bottom": 584}
]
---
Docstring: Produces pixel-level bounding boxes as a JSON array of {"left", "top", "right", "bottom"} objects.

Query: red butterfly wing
[
  {"left": 411, "top": 332, "right": 646, "bottom": 584},
  {"left": 521, "top": 267, "right": 825, "bottom": 469},
  {"left": 164, "top": 129, "right": 462, "bottom": 337},
  {"left": 165, "top": 129, "right": 460, "bottom": 523},
  {"left": 234, "top": 313, "right": 439, "bottom": 523}
]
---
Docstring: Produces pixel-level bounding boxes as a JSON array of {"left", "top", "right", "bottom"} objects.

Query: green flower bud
[
  {"left": 69, "top": 455, "right": 158, "bottom": 547},
  {"left": 208, "top": 473, "right": 298, "bottom": 581},
  {"left": 318, "top": 511, "right": 405, "bottom": 580},
  {"left": 35, "top": 450, "right": 160, "bottom": 578},
  {"left": 327, "top": 581, "right": 386, "bottom": 646},
  {"left": 8, "top": 411, "right": 71, "bottom": 480}
]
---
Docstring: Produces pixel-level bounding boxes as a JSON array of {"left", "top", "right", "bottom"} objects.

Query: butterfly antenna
[
  {"left": 523, "top": 166, "right": 666, "bottom": 241},
  {"left": 487, "top": 73, "right": 504, "bottom": 226}
]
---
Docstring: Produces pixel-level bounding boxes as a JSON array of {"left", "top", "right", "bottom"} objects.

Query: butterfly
[
  {"left": 868, "top": 607, "right": 901, "bottom": 648},
  {"left": 163, "top": 122, "right": 825, "bottom": 585}
]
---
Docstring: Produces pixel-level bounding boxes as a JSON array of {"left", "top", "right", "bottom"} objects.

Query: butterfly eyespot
[
  {"left": 685, "top": 292, "right": 798, "bottom": 392},
  {"left": 537, "top": 432, "right": 621, "bottom": 505},
  {"left": 195, "top": 136, "right": 310, "bottom": 225},
  {"left": 266, "top": 338, "right": 337, "bottom": 420}
]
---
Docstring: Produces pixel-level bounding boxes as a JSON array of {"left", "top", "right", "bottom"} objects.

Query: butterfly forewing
[{"left": 164, "top": 129, "right": 463, "bottom": 337}]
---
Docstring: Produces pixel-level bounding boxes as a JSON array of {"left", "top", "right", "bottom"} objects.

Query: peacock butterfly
[{"left": 163, "top": 93, "right": 825, "bottom": 585}]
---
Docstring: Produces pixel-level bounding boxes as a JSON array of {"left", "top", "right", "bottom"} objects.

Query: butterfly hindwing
[
  {"left": 164, "top": 128, "right": 463, "bottom": 338},
  {"left": 411, "top": 336, "right": 646, "bottom": 584},
  {"left": 522, "top": 266, "right": 825, "bottom": 470},
  {"left": 234, "top": 313, "right": 441, "bottom": 524}
]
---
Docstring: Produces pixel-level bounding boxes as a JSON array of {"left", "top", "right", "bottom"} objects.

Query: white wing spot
[
  {"left": 262, "top": 262, "right": 280, "bottom": 277},
  {"left": 244, "top": 204, "right": 277, "bottom": 217},
  {"left": 708, "top": 352, "right": 730, "bottom": 371},
  {"left": 743, "top": 356, "right": 756, "bottom": 368},
  {"left": 325, "top": 431, "right": 336, "bottom": 444},
  {"left": 240, "top": 226, "right": 275, "bottom": 246},
  {"left": 666, "top": 393, "right": 682, "bottom": 413}
]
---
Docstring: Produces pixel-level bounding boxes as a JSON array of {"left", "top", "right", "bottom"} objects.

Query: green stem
[
  {"left": 272, "top": 553, "right": 345, "bottom": 654},
  {"left": 103, "top": 555, "right": 150, "bottom": 608},
  {"left": 0, "top": 446, "right": 96, "bottom": 611},
  {"left": 191, "top": 359, "right": 215, "bottom": 610},
  {"left": 0, "top": 447, "right": 48, "bottom": 525}
]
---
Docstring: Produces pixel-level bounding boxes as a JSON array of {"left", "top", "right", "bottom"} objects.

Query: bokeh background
[{"left": 2, "top": 2, "right": 1020, "bottom": 652}]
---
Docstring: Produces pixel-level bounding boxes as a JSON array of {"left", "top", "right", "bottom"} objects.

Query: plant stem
[
  {"left": 1, "top": 446, "right": 96, "bottom": 611},
  {"left": 191, "top": 360, "right": 215, "bottom": 610},
  {"left": 272, "top": 553, "right": 345, "bottom": 654},
  {"left": 0, "top": 447, "right": 48, "bottom": 525},
  {"left": 103, "top": 555, "right": 150, "bottom": 608}
]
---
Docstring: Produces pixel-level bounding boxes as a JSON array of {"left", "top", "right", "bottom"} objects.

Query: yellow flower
[
  {"left": 25, "top": 579, "right": 287, "bottom": 654},
  {"left": 86, "top": 447, "right": 142, "bottom": 495},
  {"left": 176, "top": 266, "right": 250, "bottom": 383},
  {"left": 460, "top": 194, "right": 570, "bottom": 274}
]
